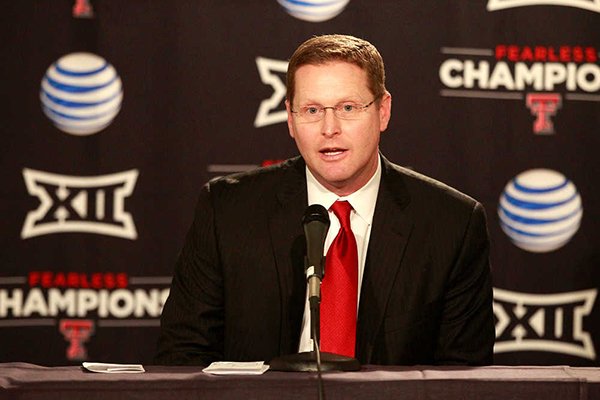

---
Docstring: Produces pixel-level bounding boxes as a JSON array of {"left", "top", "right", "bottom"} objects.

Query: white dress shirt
[{"left": 298, "top": 157, "right": 382, "bottom": 352}]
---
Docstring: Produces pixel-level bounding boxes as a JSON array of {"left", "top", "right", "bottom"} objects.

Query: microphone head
[
  {"left": 302, "top": 204, "right": 330, "bottom": 226},
  {"left": 302, "top": 204, "right": 330, "bottom": 280}
]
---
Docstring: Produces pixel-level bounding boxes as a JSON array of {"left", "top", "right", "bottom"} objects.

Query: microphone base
[{"left": 269, "top": 351, "right": 360, "bottom": 372}]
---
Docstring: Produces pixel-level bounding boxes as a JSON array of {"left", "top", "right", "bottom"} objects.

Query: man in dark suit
[{"left": 155, "top": 34, "right": 494, "bottom": 366}]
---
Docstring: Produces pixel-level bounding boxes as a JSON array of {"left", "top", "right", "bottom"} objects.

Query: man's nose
[{"left": 321, "top": 108, "right": 341, "bottom": 137}]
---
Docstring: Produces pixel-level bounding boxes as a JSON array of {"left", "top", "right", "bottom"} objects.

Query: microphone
[{"left": 302, "top": 204, "right": 330, "bottom": 304}]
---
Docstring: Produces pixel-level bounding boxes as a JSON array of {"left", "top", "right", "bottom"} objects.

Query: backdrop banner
[{"left": 0, "top": 0, "right": 598, "bottom": 366}]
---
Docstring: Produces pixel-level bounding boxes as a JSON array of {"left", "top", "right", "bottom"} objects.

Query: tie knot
[{"left": 330, "top": 201, "right": 353, "bottom": 230}]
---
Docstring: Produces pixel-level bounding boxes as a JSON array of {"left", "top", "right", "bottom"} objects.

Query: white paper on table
[
  {"left": 82, "top": 362, "right": 145, "bottom": 373},
  {"left": 202, "top": 361, "right": 269, "bottom": 375}
]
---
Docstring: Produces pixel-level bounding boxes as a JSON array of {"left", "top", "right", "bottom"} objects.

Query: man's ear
[
  {"left": 286, "top": 99, "right": 296, "bottom": 139},
  {"left": 378, "top": 91, "right": 392, "bottom": 132}
]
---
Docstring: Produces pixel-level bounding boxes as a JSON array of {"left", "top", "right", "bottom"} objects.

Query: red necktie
[{"left": 320, "top": 200, "right": 358, "bottom": 357}]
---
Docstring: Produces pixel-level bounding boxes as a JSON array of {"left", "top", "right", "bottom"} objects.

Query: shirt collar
[{"left": 306, "top": 156, "right": 381, "bottom": 225}]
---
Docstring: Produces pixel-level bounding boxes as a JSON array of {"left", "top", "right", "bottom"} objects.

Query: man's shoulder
[
  {"left": 382, "top": 157, "right": 479, "bottom": 209},
  {"left": 205, "top": 156, "right": 304, "bottom": 195}
]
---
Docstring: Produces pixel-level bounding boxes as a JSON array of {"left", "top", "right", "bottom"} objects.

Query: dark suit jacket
[{"left": 155, "top": 155, "right": 494, "bottom": 366}]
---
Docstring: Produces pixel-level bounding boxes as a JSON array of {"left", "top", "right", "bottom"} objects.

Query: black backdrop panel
[{"left": 0, "top": 0, "right": 598, "bottom": 366}]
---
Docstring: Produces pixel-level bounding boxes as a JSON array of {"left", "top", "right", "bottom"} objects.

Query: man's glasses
[{"left": 290, "top": 99, "right": 377, "bottom": 122}]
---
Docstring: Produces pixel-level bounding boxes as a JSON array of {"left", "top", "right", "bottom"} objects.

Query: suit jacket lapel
[
  {"left": 268, "top": 157, "right": 308, "bottom": 356},
  {"left": 356, "top": 156, "right": 414, "bottom": 363}
]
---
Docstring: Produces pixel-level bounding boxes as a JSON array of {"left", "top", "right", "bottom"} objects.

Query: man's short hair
[{"left": 286, "top": 34, "right": 387, "bottom": 106}]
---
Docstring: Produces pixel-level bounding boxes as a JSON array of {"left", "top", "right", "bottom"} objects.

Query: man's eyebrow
[{"left": 298, "top": 97, "right": 364, "bottom": 105}]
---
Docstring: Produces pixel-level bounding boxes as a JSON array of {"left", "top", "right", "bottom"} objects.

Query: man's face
[{"left": 286, "top": 61, "right": 391, "bottom": 196}]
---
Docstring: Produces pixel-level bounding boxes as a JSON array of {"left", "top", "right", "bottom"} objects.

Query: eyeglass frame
[{"left": 289, "top": 98, "right": 379, "bottom": 122}]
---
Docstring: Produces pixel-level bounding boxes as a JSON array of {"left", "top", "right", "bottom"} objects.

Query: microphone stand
[
  {"left": 271, "top": 205, "right": 359, "bottom": 373},
  {"left": 269, "top": 258, "right": 360, "bottom": 372}
]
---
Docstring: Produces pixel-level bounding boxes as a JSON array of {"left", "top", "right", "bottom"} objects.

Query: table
[{"left": 1, "top": 363, "right": 599, "bottom": 400}]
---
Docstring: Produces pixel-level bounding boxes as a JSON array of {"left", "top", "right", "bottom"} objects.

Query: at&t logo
[
  {"left": 498, "top": 169, "right": 582, "bottom": 252},
  {"left": 40, "top": 52, "right": 123, "bottom": 136},
  {"left": 278, "top": 0, "right": 349, "bottom": 22}
]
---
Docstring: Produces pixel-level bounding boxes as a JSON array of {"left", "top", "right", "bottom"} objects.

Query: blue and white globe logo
[
  {"left": 498, "top": 169, "right": 583, "bottom": 253},
  {"left": 40, "top": 52, "right": 123, "bottom": 136},
  {"left": 278, "top": 0, "right": 350, "bottom": 22}
]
